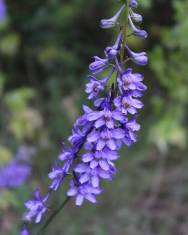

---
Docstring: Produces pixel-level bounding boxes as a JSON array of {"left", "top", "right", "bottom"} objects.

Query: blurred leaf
[
  {"left": 9, "top": 108, "right": 43, "bottom": 141},
  {"left": 0, "top": 146, "right": 12, "bottom": 166},
  {"left": 0, "top": 33, "right": 20, "bottom": 56},
  {"left": 0, "top": 72, "right": 5, "bottom": 96},
  {"left": 0, "top": 190, "right": 17, "bottom": 210},
  {"left": 5, "top": 88, "right": 35, "bottom": 113}
]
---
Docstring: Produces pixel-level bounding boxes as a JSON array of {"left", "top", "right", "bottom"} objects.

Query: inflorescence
[{"left": 22, "top": 0, "right": 148, "bottom": 233}]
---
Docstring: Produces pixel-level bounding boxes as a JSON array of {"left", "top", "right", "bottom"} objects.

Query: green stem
[
  {"left": 108, "top": 0, "right": 129, "bottom": 87},
  {"left": 120, "top": 0, "right": 129, "bottom": 67},
  {"left": 35, "top": 197, "right": 71, "bottom": 235}
]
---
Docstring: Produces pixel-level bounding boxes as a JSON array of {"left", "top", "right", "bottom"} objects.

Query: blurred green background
[{"left": 0, "top": 0, "right": 188, "bottom": 234}]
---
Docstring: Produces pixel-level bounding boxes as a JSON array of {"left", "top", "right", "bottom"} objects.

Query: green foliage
[
  {"left": 148, "top": 0, "right": 188, "bottom": 152},
  {"left": 4, "top": 88, "right": 35, "bottom": 112},
  {"left": 0, "top": 146, "right": 12, "bottom": 166},
  {"left": 0, "top": 190, "right": 17, "bottom": 210},
  {"left": 2, "top": 88, "right": 42, "bottom": 141}
]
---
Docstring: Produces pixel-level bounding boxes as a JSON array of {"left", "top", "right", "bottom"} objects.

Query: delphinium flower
[
  {"left": 24, "top": 189, "right": 49, "bottom": 223},
  {"left": 22, "top": 0, "right": 148, "bottom": 232}
]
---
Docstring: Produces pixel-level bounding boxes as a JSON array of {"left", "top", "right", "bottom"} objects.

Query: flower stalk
[
  {"left": 35, "top": 197, "right": 70, "bottom": 235},
  {"left": 120, "top": 0, "right": 129, "bottom": 67}
]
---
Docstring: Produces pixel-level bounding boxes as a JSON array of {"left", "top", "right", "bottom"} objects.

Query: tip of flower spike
[
  {"left": 130, "top": 0, "right": 138, "bottom": 8},
  {"left": 100, "top": 4, "right": 125, "bottom": 29}
]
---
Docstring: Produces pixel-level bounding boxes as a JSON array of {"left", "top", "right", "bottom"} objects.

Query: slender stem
[
  {"left": 35, "top": 197, "right": 71, "bottom": 235},
  {"left": 120, "top": 0, "right": 129, "bottom": 67}
]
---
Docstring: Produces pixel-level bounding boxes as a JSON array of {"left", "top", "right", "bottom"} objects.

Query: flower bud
[
  {"left": 100, "top": 4, "right": 125, "bottom": 29},
  {"left": 130, "top": 0, "right": 138, "bottom": 8},
  {"left": 126, "top": 46, "right": 148, "bottom": 66},
  {"left": 128, "top": 14, "right": 148, "bottom": 39}
]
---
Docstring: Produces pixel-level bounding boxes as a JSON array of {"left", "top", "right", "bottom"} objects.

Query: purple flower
[
  {"left": 82, "top": 149, "right": 119, "bottom": 164},
  {"left": 114, "top": 95, "right": 143, "bottom": 115},
  {"left": 59, "top": 144, "right": 75, "bottom": 161},
  {"left": 131, "top": 11, "right": 143, "bottom": 22},
  {"left": 22, "top": 0, "right": 148, "bottom": 219},
  {"left": 86, "top": 68, "right": 115, "bottom": 100},
  {"left": 67, "top": 180, "right": 102, "bottom": 206},
  {"left": 117, "top": 68, "right": 147, "bottom": 94},
  {"left": 68, "top": 126, "right": 85, "bottom": 150},
  {"left": 20, "top": 226, "right": 30, "bottom": 235},
  {"left": 73, "top": 105, "right": 93, "bottom": 129},
  {"left": 128, "top": 15, "right": 148, "bottom": 38},
  {"left": 74, "top": 160, "right": 116, "bottom": 187},
  {"left": 87, "top": 108, "right": 124, "bottom": 129},
  {"left": 100, "top": 4, "right": 125, "bottom": 29},
  {"left": 87, "top": 128, "right": 125, "bottom": 151},
  {"left": 123, "top": 116, "right": 141, "bottom": 146},
  {"left": 130, "top": 0, "right": 138, "bottom": 8},
  {"left": 84, "top": 150, "right": 118, "bottom": 173},
  {"left": 126, "top": 46, "right": 148, "bottom": 66},
  {"left": 86, "top": 76, "right": 105, "bottom": 99},
  {"left": 0, "top": 161, "right": 31, "bottom": 188},
  {"left": 49, "top": 161, "right": 71, "bottom": 191},
  {"left": 89, "top": 56, "right": 109, "bottom": 74},
  {"left": 105, "top": 31, "right": 122, "bottom": 59},
  {"left": 24, "top": 190, "right": 48, "bottom": 223},
  {"left": 0, "top": 0, "right": 6, "bottom": 21}
]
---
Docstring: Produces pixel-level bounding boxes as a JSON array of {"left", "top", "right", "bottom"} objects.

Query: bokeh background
[{"left": 0, "top": 0, "right": 188, "bottom": 235}]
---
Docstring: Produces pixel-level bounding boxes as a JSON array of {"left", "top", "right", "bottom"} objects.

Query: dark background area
[{"left": 0, "top": 0, "right": 188, "bottom": 235}]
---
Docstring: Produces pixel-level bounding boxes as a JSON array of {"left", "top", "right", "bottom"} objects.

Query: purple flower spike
[
  {"left": 22, "top": 0, "right": 148, "bottom": 221},
  {"left": 100, "top": 4, "right": 125, "bottom": 29},
  {"left": 24, "top": 190, "right": 49, "bottom": 224},
  {"left": 20, "top": 226, "right": 30, "bottom": 235}
]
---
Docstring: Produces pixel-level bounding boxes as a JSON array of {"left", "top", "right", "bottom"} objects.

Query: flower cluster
[
  {"left": 0, "top": 146, "right": 33, "bottom": 189},
  {"left": 22, "top": 0, "right": 148, "bottom": 232}
]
